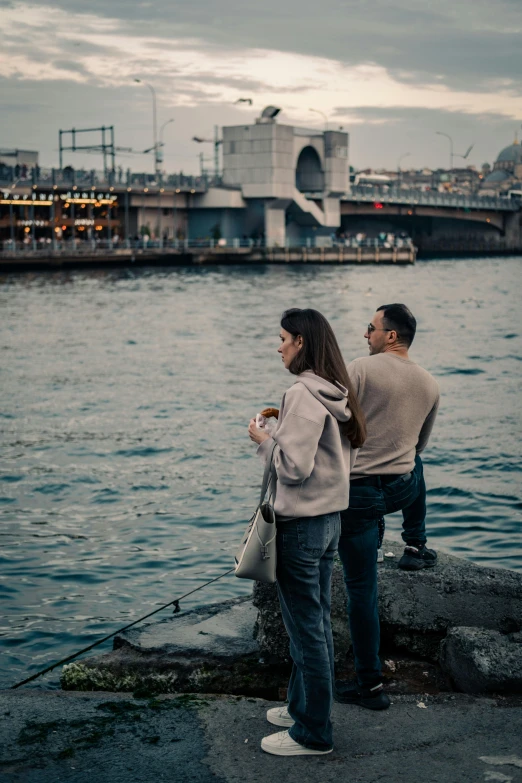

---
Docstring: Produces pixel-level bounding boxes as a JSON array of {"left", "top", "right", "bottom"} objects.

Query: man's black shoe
[
  {"left": 398, "top": 544, "right": 437, "bottom": 571},
  {"left": 334, "top": 679, "right": 390, "bottom": 710}
]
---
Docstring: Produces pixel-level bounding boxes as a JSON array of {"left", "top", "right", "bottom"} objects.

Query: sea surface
[{"left": 1, "top": 257, "right": 521, "bottom": 688}]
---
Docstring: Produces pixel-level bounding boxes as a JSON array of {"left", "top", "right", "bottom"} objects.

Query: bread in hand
[{"left": 261, "top": 407, "right": 279, "bottom": 420}]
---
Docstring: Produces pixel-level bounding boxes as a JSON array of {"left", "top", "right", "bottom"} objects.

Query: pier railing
[{"left": 0, "top": 236, "right": 415, "bottom": 256}]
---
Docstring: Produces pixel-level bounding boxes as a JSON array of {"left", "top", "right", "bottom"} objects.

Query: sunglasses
[{"left": 367, "top": 323, "right": 392, "bottom": 334}]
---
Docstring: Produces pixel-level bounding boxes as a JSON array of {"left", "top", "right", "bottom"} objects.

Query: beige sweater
[
  {"left": 257, "top": 371, "right": 357, "bottom": 519},
  {"left": 347, "top": 353, "right": 439, "bottom": 477}
]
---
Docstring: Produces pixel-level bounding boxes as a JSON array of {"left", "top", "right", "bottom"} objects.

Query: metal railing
[
  {"left": 2, "top": 166, "right": 519, "bottom": 213},
  {"left": 0, "top": 236, "right": 416, "bottom": 256},
  {"left": 0, "top": 166, "right": 222, "bottom": 191},
  {"left": 347, "top": 185, "right": 520, "bottom": 211}
]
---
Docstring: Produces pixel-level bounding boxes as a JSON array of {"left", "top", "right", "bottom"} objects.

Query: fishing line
[{"left": 11, "top": 567, "right": 235, "bottom": 690}]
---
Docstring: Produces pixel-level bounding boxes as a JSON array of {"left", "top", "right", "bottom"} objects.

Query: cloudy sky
[{"left": 1, "top": 0, "right": 522, "bottom": 175}]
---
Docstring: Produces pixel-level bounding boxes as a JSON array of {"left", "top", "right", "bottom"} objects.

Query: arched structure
[{"left": 295, "top": 146, "right": 324, "bottom": 192}]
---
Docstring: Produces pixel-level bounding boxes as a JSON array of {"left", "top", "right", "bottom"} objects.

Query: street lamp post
[
  {"left": 125, "top": 188, "right": 130, "bottom": 248},
  {"left": 158, "top": 118, "right": 175, "bottom": 164},
  {"left": 436, "top": 131, "right": 454, "bottom": 171},
  {"left": 309, "top": 108, "right": 328, "bottom": 131},
  {"left": 156, "top": 120, "right": 174, "bottom": 247},
  {"left": 397, "top": 152, "right": 411, "bottom": 187},
  {"left": 9, "top": 202, "right": 15, "bottom": 253},
  {"left": 8, "top": 177, "right": 25, "bottom": 253},
  {"left": 134, "top": 78, "right": 160, "bottom": 179}
]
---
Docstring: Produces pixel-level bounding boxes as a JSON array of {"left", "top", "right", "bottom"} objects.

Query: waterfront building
[
  {"left": 356, "top": 166, "right": 481, "bottom": 195},
  {"left": 0, "top": 186, "right": 120, "bottom": 245},
  {"left": 0, "top": 148, "right": 39, "bottom": 173},
  {"left": 187, "top": 108, "right": 350, "bottom": 246}
]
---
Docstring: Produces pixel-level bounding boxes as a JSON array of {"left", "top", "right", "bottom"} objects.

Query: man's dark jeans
[
  {"left": 276, "top": 512, "right": 340, "bottom": 751},
  {"left": 337, "top": 456, "right": 426, "bottom": 686}
]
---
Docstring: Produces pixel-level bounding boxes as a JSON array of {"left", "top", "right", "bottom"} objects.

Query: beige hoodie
[{"left": 257, "top": 371, "right": 357, "bottom": 519}]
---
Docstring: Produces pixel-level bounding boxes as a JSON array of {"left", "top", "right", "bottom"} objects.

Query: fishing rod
[{"left": 11, "top": 567, "right": 235, "bottom": 690}]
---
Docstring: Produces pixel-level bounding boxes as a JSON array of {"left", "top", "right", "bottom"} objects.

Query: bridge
[
  {"left": 335, "top": 185, "right": 521, "bottom": 254},
  {"left": 346, "top": 185, "right": 519, "bottom": 212}
]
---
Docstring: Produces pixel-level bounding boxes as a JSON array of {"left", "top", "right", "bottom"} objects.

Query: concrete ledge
[
  {"left": 60, "top": 541, "right": 522, "bottom": 696},
  {"left": 61, "top": 597, "right": 287, "bottom": 699}
]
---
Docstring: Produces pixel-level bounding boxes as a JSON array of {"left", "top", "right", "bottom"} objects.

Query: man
[{"left": 335, "top": 303, "right": 440, "bottom": 711}]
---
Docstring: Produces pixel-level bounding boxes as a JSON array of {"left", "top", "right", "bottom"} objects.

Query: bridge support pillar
[
  {"left": 265, "top": 200, "right": 291, "bottom": 247},
  {"left": 322, "top": 196, "right": 341, "bottom": 227},
  {"left": 504, "top": 211, "right": 521, "bottom": 250}
]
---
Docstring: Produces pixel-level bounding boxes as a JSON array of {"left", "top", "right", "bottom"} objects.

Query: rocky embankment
[{"left": 61, "top": 540, "right": 522, "bottom": 696}]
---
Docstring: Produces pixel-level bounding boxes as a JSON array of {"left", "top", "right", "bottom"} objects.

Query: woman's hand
[{"left": 248, "top": 418, "right": 271, "bottom": 445}]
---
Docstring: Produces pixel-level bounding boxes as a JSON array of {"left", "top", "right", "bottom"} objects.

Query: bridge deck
[{"left": 300, "top": 187, "right": 520, "bottom": 211}]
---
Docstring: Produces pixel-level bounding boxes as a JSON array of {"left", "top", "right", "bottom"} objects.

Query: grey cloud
[
  {"left": 25, "top": 0, "right": 522, "bottom": 93},
  {"left": 168, "top": 86, "right": 223, "bottom": 100},
  {"left": 179, "top": 72, "right": 313, "bottom": 95},
  {"left": 52, "top": 60, "right": 90, "bottom": 75},
  {"left": 180, "top": 72, "right": 271, "bottom": 92},
  {"left": 334, "top": 105, "right": 519, "bottom": 125},
  {"left": 336, "top": 105, "right": 520, "bottom": 170}
]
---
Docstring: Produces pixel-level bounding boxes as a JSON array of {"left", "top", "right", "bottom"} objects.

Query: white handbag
[{"left": 234, "top": 441, "right": 277, "bottom": 583}]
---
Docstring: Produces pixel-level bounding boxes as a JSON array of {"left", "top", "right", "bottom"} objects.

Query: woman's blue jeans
[{"left": 276, "top": 511, "right": 340, "bottom": 751}]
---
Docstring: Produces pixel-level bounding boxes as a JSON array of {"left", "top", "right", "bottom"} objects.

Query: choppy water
[{"left": 1, "top": 257, "right": 521, "bottom": 688}]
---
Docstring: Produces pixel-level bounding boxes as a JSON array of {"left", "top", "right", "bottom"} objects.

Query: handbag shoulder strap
[{"left": 259, "top": 439, "right": 277, "bottom": 505}]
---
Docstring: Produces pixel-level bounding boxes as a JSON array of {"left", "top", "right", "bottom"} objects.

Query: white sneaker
[
  {"left": 261, "top": 730, "right": 333, "bottom": 756},
  {"left": 377, "top": 548, "right": 384, "bottom": 563},
  {"left": 266, "top": 705, "right": 293, "bottom": 727}
]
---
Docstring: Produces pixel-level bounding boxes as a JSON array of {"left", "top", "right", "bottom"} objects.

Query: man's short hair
[{"left": 377, "top": 303, "right": 417, "bottom": 347}]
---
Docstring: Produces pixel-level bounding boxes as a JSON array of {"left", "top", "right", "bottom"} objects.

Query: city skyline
[{"left": 1, "top": 0, "right": 522, "bottom": 174}]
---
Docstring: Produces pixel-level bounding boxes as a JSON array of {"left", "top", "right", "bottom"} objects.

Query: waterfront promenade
[
  {"left": 0, "top": 242, "right": 416, "bottom": 271},
  {"left": 2, "top": 689, "right": 522, "bottom": 783}
]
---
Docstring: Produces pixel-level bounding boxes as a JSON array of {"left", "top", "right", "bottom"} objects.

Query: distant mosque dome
[
  {"left": 482, "top": 131, "right": 522, "bottom": 186},
  {"left": 496, "top": 140, "right": 522, "bottom": 165},
  {"left": 480, "top": 129, "right": 522, "bottom": 191}
]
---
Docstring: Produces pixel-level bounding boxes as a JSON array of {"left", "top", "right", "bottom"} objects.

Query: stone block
[
  {"left": 440, "top": 627, "right": 522, "bottom": 693},
  {"left": 253, "top": 539, "right": 522, "bottom": 664}
]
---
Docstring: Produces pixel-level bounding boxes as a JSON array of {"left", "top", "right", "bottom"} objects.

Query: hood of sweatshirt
[{"left": 295, "top": 371, "right": 352, "bottom": 423}]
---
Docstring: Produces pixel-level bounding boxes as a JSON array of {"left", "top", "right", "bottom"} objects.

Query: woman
[{"left": 248, "top": 308, "right": 366, "bottom": 757}]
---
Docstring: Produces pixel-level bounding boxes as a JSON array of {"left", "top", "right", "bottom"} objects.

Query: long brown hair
[{"left": 281, "top": 308, "right": 366, "bottom": 448}]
